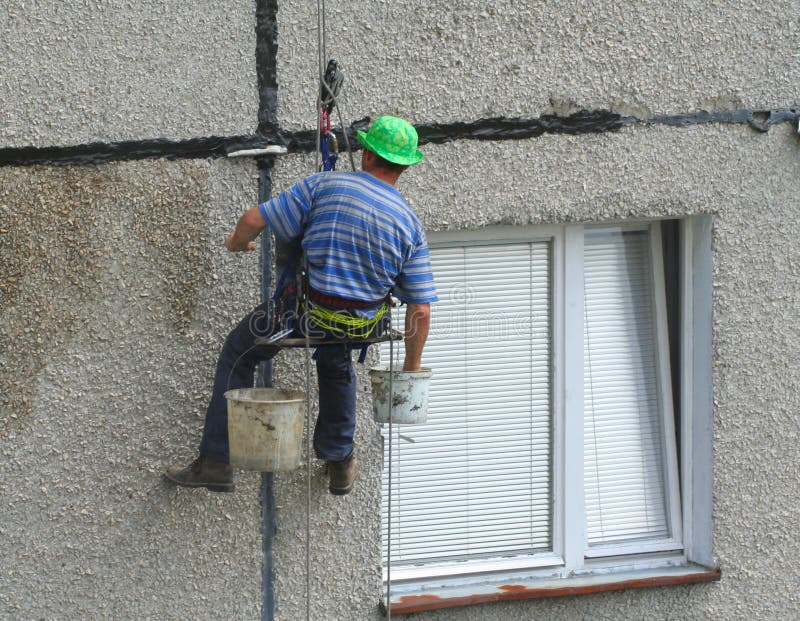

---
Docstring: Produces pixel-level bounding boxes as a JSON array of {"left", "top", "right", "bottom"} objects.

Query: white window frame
[{"left": 382, "top": 217, "right": 716, "bottom": 607}]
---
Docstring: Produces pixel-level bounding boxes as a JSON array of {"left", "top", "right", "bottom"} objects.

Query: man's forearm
[
  {"left": 225, "top": 206, "right": 267, "bottom": 252},
  {"left": 403, "top": 303, "right": 430, "bottom": 371}
]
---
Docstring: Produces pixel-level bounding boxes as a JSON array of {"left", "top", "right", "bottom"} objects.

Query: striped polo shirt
[{"left": 258, "top": 171, "right": 438, "bottom": 306}]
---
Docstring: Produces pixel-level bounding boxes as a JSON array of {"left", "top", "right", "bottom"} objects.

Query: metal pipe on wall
[{"left": 257, "top": 156, "right": 276, "bottom": 621}]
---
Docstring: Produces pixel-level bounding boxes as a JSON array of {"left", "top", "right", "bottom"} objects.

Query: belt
[{"left": 308, "top": 287, "right": 386, "bottom": 310}]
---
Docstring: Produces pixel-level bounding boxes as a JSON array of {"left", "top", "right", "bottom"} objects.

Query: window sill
[{"left": 382, "top": 563, "right": 721, "bottom": 616}]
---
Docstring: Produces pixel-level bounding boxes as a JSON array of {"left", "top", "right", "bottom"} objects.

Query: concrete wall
[
  {"left": 2, "top": 0, "right": 799, "bottom": 619},
  {"left": 0, "top": 159, "right": 265, "bottom": 619},
  {"left": 0, "top": 1, "right": 256, "bottom": 146},
  {"left": 276, "top": 0, "right": 800, "bottom": 127},
  {"left": 2, "top": 2, "right": 265, "bottom": 617}
]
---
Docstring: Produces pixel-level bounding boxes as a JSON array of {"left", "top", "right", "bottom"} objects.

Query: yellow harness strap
[{"left": 304, "top": 300, "right": 389, "bottom": 339}]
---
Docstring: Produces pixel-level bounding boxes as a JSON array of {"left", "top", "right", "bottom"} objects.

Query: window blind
[
  {"left": 381, "top": 242, "right": 553, "bottom": 568},
  {"left": 583, "top": 228, "right": 671, "bottom": 546}
]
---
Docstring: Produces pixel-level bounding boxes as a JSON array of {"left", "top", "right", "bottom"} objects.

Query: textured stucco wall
[
  {"left": 0, "top": 0, "right": 256, "bottom": 147},
  {"left": 277, "top": 0, "right": 800, "bottom": 129},
  {"left": 0, "top": 159, "right": 265, "bottom": 619},
  {"left": 266, "top": 125, "right": 800, "bottom": 619},
  {"left": 3, "top": 0, "right": 799, "bottom": 619}
]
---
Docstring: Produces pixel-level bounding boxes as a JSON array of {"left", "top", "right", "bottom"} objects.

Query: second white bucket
[
  {"left": 369, "top": 366, "right": 432, "bottom": 424},
  {"left": 225, "top": 387, "right": 305, "bottom": 471}
]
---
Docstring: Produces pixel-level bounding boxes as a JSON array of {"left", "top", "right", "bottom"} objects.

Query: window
[
  {"left": 383, "top": 240, "right": 554, "bottom": 574},
  {"left": 582, "top": 227, "right": 682, "bottom": 555},
  {"left": 381, "top": 219, "right": 718, "bottom": 613}
]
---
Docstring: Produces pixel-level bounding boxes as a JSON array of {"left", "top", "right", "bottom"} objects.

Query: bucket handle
[{"left": 225, "top": 342, "right": 267, "bottom": 394}]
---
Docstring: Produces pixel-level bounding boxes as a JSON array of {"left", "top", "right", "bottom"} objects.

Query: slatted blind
[
  {"left": 381, "top": 242, "right": 553, "bottom": 567},
  {"left": 583, "top": 229, "right": 670, "bottom": 546}
]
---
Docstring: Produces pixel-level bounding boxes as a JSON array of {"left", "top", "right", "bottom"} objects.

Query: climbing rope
[
  {"left": 303, "top": 275, "right": 312, "bottom": 621},
  {"left": 304, "top": 300, "right": 389, "bottom": 339},
  {"left": 386, "top": 305, "right": 395, "bottom": 620},
  {"left": 306, "top": 3, "right": 326, "bottom": 617}
]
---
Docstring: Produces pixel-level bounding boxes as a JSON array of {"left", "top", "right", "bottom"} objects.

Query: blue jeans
[{"left": 198, "top": 299, "right": 358, "bottom": 463}]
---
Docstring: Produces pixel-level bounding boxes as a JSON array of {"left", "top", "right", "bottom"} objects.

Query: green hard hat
[{"left": 357, "top": 116, "right": 424, "bottom": 166}]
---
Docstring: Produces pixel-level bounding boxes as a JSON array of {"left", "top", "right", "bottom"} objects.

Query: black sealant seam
[
  {"left": 636, "top": 107, "right": 799, "bottom": 132},
  {"left": 0, "top": 107, "right": 797, "bottom": 168},
  {"left": 256, "top": 0, "right": 279, "bottom": 135},
  {"left": 0, "top": 134, "right": 271, "bottom": 167}
]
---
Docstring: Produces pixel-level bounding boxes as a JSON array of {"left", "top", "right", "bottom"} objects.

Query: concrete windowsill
[{"left": 382, "top": 563, "right": 721, "bottom": 616}]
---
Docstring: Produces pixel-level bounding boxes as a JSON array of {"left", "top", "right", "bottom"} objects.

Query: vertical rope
[
  {"left": 309, "top": 0, "right": 326, "bottom": 617},
  {"left": 304, "top": 315, "right": 312, "bottom": 621},
  {"left": 386, "top": 307, "right": 394, "bottom": 619},
  {"left": 333, "top": 94, "right": 357, "bottom": 171},
  {"left": 316, "top": 0, "right": 324, "bottom": 86},
  {"left": 314, "top": 0, "right": 324, "bottom": 174},
  {"left": 321, "top": 0, "right": 328, "bottom": 68}
]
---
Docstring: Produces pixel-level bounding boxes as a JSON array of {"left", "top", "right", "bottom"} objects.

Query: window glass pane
[
  {"left": 583, "top": 229, "right": 670, "bottom": 546},
  {"left": 381, "top": 241, "right": 553, "bottom": 568}
]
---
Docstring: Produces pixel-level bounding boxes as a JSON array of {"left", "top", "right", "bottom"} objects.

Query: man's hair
[{"left": 371, "top": 151, "right": 409, "bottom": 174}]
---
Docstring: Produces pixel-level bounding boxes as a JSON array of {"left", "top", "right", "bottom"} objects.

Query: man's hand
[{"left": 225, "top": 233, "right": 256, "bottom": 252}]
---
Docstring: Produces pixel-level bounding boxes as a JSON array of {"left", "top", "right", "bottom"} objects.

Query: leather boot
[
  {"left": 327, "top": 452, "right": 358, "bottom": 496},
  {"left": 164, "top": 455, "right": 235, "bottom": 493}
]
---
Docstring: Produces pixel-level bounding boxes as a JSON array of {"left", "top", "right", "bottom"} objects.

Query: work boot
[
  {"left": 327, "top": 452, "right": 358, "bottom": 496},
  {"left": 164, "top": 455, "right": 235, "bottom": 493}
]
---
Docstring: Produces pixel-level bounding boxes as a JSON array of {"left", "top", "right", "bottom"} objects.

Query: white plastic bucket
[
  {"left": 369, "top": 367, "right": 432, "bottom": 424},
  {"left": 224, "top": 388, "right": 305, "bottom": 471}
]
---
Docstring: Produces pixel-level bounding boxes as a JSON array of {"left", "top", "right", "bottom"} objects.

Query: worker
[{"left": 164, "top": 116, "right": 437, "bottom": 495}]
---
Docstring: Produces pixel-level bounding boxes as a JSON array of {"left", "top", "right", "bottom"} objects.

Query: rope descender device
[{"left": 319, "top": 59, "right": 344, "bottom": 172}]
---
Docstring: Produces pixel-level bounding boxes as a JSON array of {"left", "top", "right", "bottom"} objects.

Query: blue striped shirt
[{"left": 258, "top": 171, "right": 438, "bottom": 305}]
